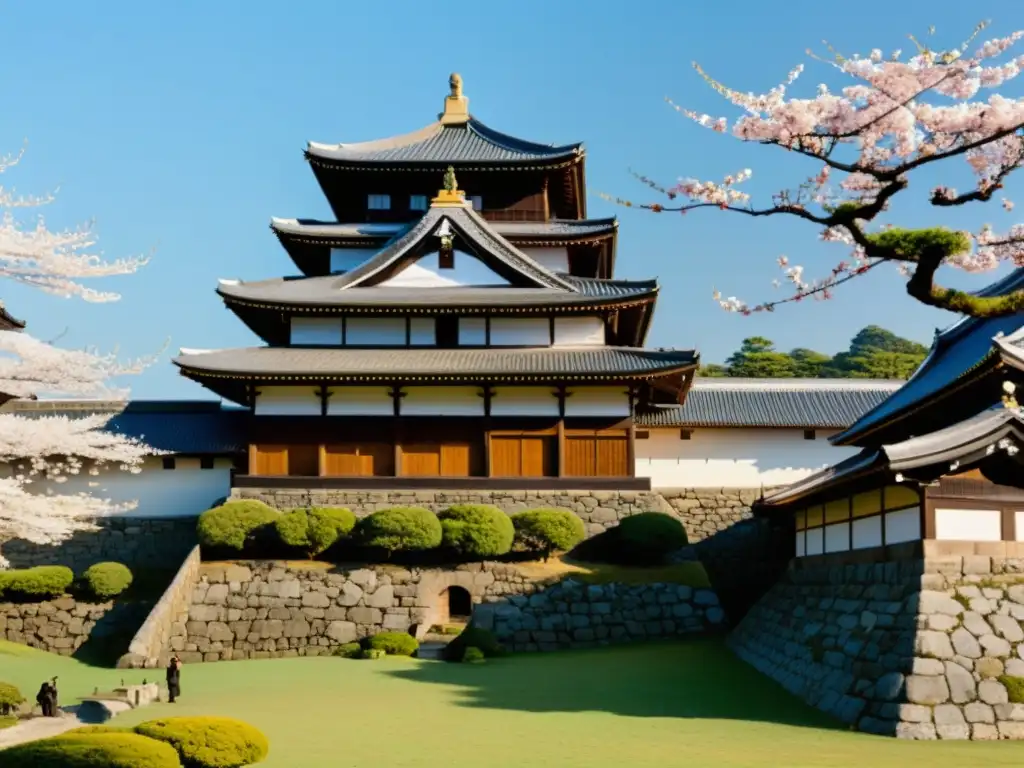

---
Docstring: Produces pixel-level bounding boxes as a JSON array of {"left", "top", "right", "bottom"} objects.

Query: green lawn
[{"left": 4, "top": 638, "right": 1024, "bottom": 767}]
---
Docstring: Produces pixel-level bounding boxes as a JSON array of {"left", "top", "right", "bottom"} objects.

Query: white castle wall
[
  {"left": 489, "top": 317, "right": 549, "bottom": 346},
  {"left": 521, "top": 246, "right": 569, "bottom": 273},
  {"left": 635, "top": 427, "right": 862, "bottom": 488},
  {"left": 554, "top": 316, "right": 604, "bottom": 346},
  {"left": 378, "top": 250, "right": 511, "bottom": 288}
]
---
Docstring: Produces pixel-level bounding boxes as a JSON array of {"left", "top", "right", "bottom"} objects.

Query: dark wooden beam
[{"left": 234, "top": 475, "right": 653, "bottom": 491}]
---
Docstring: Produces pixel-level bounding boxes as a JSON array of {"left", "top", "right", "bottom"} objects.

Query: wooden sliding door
[
  {"left": 489, "top": 433, "right": 555, "bottom": 477},
  {"left": 564, "top": 431, "right": 629, "bottom": 477},
  {"left": 251, "top": 444, "right": 288, "bottom": 476},
  {"left": 322, "top": 443, "right": 394, "bottom": 477},
  {"left": 399, "top": 441, "right": 475, "bottom": 477}
]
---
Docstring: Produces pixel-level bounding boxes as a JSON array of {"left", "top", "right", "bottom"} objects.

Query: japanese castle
[{"left": 173, "top": 75, "right": 698, "bottom": 487}]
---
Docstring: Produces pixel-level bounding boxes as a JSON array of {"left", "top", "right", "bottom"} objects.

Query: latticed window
[
  {"left": 367, "top": 194, "right": 391, "bottom": 210},
  {"left": 409, "top": 195, "right": 428, "bottom": 211}
]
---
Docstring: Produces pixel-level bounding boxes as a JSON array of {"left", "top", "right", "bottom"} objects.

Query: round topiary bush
[
  {"left": 462, "top": 646, "right": 486, "bottom": 664},
  {"left": 356, "top": 506, "right": 442, "bottom": 556},
  {"left": 1, "top": 732, "right": 182, "bottom": 768},
  {"left": 442, "top": 625, "right": 505, "bottom": 662},
  {"left": 197, "top": 500, "right": 280, "bottom": 554},
  {"left": 81, "top": 562, "right": 133, "bottom": 599},
  {"left": 365, "top": 631, "right": 419, "bottom": 657},
  {"left": 135, "top": 716, "right": 269, "bottom": 768},
  {"left": 438, "top": 504, "right": 514, "bottom": 559},
  {"left": 616, "top": 512, "right": 688, "bottom": 564},
  {"left": 1, "top": 566, "right": 75, "bottom": 600},
  {"left": 332, "top": 642, "right": 362, "bottom": 659},
  {"left": 511, "top": 508, "right": 586, "bottom": 560},
  {"left": 0, "top": 681, "right": 25, "bottom": 715},
  {"left": 63, "top": 725, "right": 131, "bottom": 735},
  {"left": 275, "top": 507, "right": 356, "bottom": 558},
  {"left": 361, "top": 648, "right": 386, "bottom": 660}
]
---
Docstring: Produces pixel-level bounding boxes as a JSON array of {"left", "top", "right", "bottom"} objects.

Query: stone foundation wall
[
  {"left": 2, "top": 517, "right": 198, "bottom": 572},
  {"left": 118, "top": 546, "right": 202, "bottom": 669},
  {"left": 730, "top": 551, "right": 1024, "bottom": 740},
  {"left": 171, "top": 561, "right": 723, "bottom": 662},
  {"left": 0, "top": 596, "right": 142, "bottom": 656}
]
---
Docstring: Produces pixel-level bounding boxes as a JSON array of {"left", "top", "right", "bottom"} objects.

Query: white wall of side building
[
  {"left": 5, "top": 456, "right": 234, "bottom": 518},
  {"left": 489, "top": 317, "right": 549, "bottom": 346},
  {"left": 345, "top": 317, "right": 407, "bottom": 345},
  {"left": 635, "top": 427, "right": 861, "bottom": 488},
  {"left": 253, "top": 386, "right": 320, "bottom": 416},
  {"left": 554, "top": 316, "right": 604, "bottom": 346}
]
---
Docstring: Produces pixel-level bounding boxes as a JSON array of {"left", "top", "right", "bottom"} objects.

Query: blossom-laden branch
[
  {"left": 611, "top": 21, "right": 1024, "bottom": 317},
  {"left": 0, "top": 145, "right": 149, "bottom": 302}
]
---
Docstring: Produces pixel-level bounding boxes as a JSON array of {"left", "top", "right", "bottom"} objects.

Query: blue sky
[{"left": 0, "top": 0, "right": 1020, "bottom": 399}]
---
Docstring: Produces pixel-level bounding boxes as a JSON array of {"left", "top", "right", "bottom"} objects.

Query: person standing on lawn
[{"left": 166, "top": 656, "right": 181, "bottom": 703}]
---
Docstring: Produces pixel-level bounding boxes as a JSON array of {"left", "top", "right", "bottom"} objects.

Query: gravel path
[{"left": 0, "top": 709, "right": 85, "bottom": 749}]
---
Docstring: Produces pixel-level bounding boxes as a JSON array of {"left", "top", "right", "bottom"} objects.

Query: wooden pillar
[
  {"left": 318, "top": 444, "right": 327, "bottom": 477},
  {"left": 556, "top": 385, "right": 567, "bottom": 478},
  {"left": 389, "top": 385, "right": 404, "bottom": 478},
  {"left": 626, "top": 385, "right": 637, "bottom": 478},
  {"left": 317, "top": 384, "right": 330, "bottom": 417},
  {"left": 248, "top": 443, "right": 258, "bottom": 476},
  {"left": 479, "top": 386, "right": 493, "bottom": 477}
]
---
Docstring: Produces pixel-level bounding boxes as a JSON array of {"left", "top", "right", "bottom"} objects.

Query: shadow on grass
[{"left": 385, "top": 637, "right": 843, "bottom": 730}]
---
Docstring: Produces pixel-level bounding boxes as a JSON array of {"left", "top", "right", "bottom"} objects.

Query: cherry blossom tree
[
  {"left": 609, "top": 21, "right": 1024, "bottom": 318},
  {"left": 0, "top": 145, "right": 155, "bottom": 566}
]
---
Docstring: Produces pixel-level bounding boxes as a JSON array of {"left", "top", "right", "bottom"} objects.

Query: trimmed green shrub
[
  {"left": 0, "top": 682, "right": 24, "bottom": 715},
  {"left": 443, "top": 625, "right": 505, "bottom": 662},
  {"left": 63, "top": 725, "right": 131, "bottom": 735},
  {"left": 0, "top": 715, "right": 17, "bottom": 730},
  {"left": 511, "top": 508, "right": 586, "bottom": 559},
  {"left": 1000, "top": 675, "right": 1024, "bottom": 704},
  {"left": 356, "top": 506, "right": 442, "bottom": 555},
  {"left": 616, "top": 512, "right": 688, "bottom": 564},
  {"left": 332, "top": 642, "right": 362, "bottom": 659},
  {"left": 2, "top": 732, "right": 182, "bottom": 768},
  {"left": 438, "top": 504, "right": 514, "bottom": 559},
  {"left": 197, "top": 501, "right": 280, "bottom": 553},
  {"left": 361, "top": 648, "right": 386, "bottom": 660},
  {"left": 365, "top": 631, "right": 419, "bottom": 657},
  {"left": 275, "top": 507, "right": 356, "bottom": 558},
  {"left": 81, "top": 562, "right": 133, "bottom": 599},
  {"left": 462, "top": 646, "right": 486, "bottom": 664},
  {"left": 0, "top": 566, "right": 74, "bottom": 599},
  {"left": 135, "top": 716, "right": 269, "bottom": 768}
]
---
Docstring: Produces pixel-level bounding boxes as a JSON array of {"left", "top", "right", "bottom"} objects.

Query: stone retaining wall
[
  {"left": 730, "top": 551, "right": 1024, "bottom": 740},
  {"left": 171, "top": 561, "right": 723, "bottom": 662},
  {"left": 1, "top": 517, "right": 197, "bottom": 572},
  {"left": 118, "top": 546, "right": 202, "bottom": 669},
  {"left": 1, "top": 596, "right": 130, "bottom": 656}
]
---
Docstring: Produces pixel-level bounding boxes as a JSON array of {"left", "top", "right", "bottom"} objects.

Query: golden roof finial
[{"left": 440, "top": 72, "right": 470, "bottom": 125}]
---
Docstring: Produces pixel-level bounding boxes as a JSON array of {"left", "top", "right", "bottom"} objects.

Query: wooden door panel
[
  {"left": 596, "top": 435, "right": 628, "bottom": 477},
  {"left": 323, "top": 444, "right": 361, "bottom": 476},
  {"left": 365, "top": 442, "right": 395, "bottom": 477},
  {"left": 288, "top": 444, "right": 319, "bottom": 477},
  {"left": 490, "top": 437, "right": 521, "bottom": 476},
  {"left": 401, "top": 443, "right": 441, "bottom": 477},
  {"left": 565, "top": 436, "right": 596, "bottom": 477},
  {"left": 440, "top": 443, "right": 471, "bottom": 477},
  {"left": 253, "top": 444, "right": 288, "bottom": 476},
  {"left": 521, "top": 437, "right": 551, "bottom": 477}
]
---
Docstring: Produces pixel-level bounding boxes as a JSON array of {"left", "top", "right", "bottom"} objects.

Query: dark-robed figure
[
  {"left": 36, "top": 678, "right": 58, "bottom": 717},
  {"left": 166, "top": 656, "right": 181, "bottom": 703}
]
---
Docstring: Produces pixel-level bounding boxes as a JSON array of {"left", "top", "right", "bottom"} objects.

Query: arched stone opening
[{"left": 444, "top": 586, "right": 473, "bottom": 622}]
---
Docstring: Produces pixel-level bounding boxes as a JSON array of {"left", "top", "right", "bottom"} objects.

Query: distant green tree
[
  {"left": 698, "top": 326, "right": 928, "bottom": 380},
  {"left": 725, "top": 337, "right": 798, "bottom": 378}
]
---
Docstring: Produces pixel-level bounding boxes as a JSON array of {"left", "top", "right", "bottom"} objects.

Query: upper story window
[
  {"left": 409, "top": 195, "right": 428, "bottom": 211},
  {"left": 367, "top": 194, "right": 391, "bottom": 210},
  {"left": 469, "top": 196, "right": 483, "bottom": 211}
]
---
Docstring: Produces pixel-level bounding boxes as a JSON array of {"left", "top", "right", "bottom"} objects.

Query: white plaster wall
[
  {"left": 409, "top": 318, "right": 435, "bottom": 345},
  {"left": 635, "top": 427, "right": 860, "bottom": 488},
  {"left": 1017, "top": 511, "right": 1024, "bottom": 542},
  {"left": 852, "top": 516, "right": 883, "bottom": 550},
  {"left": 565, "top": 386, "right": 629, "bottom": 417},
  {"left": 13, "top": 457, "right": 233, "bottom": 518},
  {"left": 378, "top": 251, "right": 510, "bottom": 288},
  {"left": 554, "top": 316, "right": 604, "bottom": 347},
  {"left": 522, "top": 247, "right": 569, "bottom": 273},
  {"left": 884, "top": 507, "right": 921, "bottom": 544},
  {"left": 806, "top": 528, "right": 824, "bottom": 557},
  {"left": 254, "top": 386, "right": 320, "bottom": 416},
  {"left": 935, "top": 508, "right": 1002, "bottom": 541},
  {"left": 346, "top": 317, "right": 407, "bottom": 346},
  {"left": 330, "top": 248, "right": 377, "bottom": 274},
  {"left": 402, "top": 386, "right": 484, "bottom": 416},
  {"left": 327, "top": 386, "right": 393, "bottom": 416},
  {"left": 459, "top": 317, "right": 487, "bottom": 346},
  {"left": 491, "top": 386, "right": 560, "bottom": 417},
  {"left": 824, "top": 522, "right": 849, "bottom": 554},
  {"left": 489, "top": 317, "right": 550, "bottom": 346},
  {"left": 290, "top": 317, "right": 342, "bottom": 346}
]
